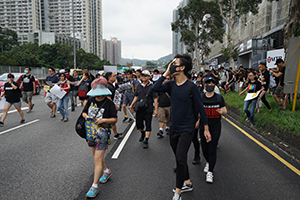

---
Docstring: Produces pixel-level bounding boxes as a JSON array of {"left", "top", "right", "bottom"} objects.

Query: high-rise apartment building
[
  {"left": 0, "top": 0, "right": 42, "bottom": 33},
  {"left": 103, "top": 37, "right": 121, "bottom": 65},
  {"left": 0, "top": 0, "right": 103, "bottom": 59},
  {"left": 42, "top": 0, "right": 103, "bottom": 59},
  {"left": 172, "top": 0, "right": 189, "bottom": 58}
]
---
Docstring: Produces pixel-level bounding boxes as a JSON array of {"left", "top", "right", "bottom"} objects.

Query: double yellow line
[{"left": 223, "top": 116, "right": 300, "bottom": 176}]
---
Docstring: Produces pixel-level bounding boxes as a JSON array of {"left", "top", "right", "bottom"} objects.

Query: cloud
[{"left": 103, "top": 0, "right": 180, "bottom": 60}]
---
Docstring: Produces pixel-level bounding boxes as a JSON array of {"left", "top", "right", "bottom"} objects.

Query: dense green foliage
[
  {"left": 223, "top": 92, "right": 300, "bottom": 136},
  {"left": 0, "top": 27, "right": 19, "bottom": 52},
  {"left": 1, "top": 42, "right": 110, "bottom": 70}
]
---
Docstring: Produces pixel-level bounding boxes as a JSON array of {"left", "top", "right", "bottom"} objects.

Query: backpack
[
  {"left": 60, "top": 82, "right": 70, "bottom": 94},
  {"left": 170, "top": 80, "right": 198, "bottom": 120},
  {"left": 269, "top": 74, "right": 276, "bottom": 88},
  {"left": 78, "top": 80, "right": 90, "bottom": 98}
]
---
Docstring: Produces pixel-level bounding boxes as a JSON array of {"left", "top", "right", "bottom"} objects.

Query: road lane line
[
  {"left": 111, "top": 122, "right": 136, "bottom": 159},
  {"left": 0, "top": 107, "right": 29, "bottom": 116},
  {"left": 223, "top": 116, "right": 300, "bottom": 176},
  {"left": 0, "top": 119, "right": 40, "bottom": 135}
]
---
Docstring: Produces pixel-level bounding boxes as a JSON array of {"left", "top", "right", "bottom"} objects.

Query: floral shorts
[{"left": 87, "top": 142, "right": 109, "bottom": 151}]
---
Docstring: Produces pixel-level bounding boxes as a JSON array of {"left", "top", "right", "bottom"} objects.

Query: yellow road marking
[{"left": 222, "top": 116, "right": 300, "bottom": 176}]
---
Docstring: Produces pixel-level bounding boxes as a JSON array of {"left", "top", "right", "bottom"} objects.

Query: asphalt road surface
[{"left": 1, "top": 93, "right": 300, "bottom": 200}]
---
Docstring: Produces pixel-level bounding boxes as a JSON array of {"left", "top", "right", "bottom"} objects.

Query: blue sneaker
[
  {"left": 99, "top": 170, "right": 112, "bottom": 183},
  {"left": 86, "top": 186, "right": 99, "bottom": 198}
]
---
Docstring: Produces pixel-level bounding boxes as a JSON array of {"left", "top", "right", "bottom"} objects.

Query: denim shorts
[{"left": 5, "top": 101, "right": 21, "bottom": 106}]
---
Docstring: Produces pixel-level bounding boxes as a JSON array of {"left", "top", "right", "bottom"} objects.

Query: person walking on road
[
  {"left": 77, "top": 73, "right": 92, "bottom": 108},
  {"left": 45, "top": 67, "right": 59, "bottom": 118},
  {"left": 258, "top": 62, "right": 272, "bottom": 111},
  {"left": 72, "top": 70, "right": 81, "bottom": 107},
  {"left": 57, "top": 73, "right": 71, "bottom": 122},
  {"left": 199, "top": 77, "right": 227, "bottom": 183},
  {"left": 152, "top": 54, "right": 211, "bottom": 200},
  {"left": 64, "top": 68, "right": 76, "bottom": 112},
  {"left": 19, "top": 67, "right": 36, "bottom": 113},
  {"left": 157, "top": 75, "right": 171, "bottom": 138},
  {"left": 82, "top": 78, "right": 117, "bottom": 198},
  {"left": 240, "top": 72, "right": 263, "bottom": 126},
  {"left": 105, "top": 72, "right": 123, "bottom": 139},
  {"left": 0, "top": 73, "right": 25, "bottom": 126},
  {"left": 129, "top": 70, "right": 158, "bottom": 149}
]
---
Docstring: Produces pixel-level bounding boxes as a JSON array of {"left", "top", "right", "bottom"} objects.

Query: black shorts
[{"left": 136, "top": 111, "right": 153, "bottom": 132}]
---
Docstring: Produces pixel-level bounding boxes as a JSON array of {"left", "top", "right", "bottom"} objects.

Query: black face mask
[
  {"left": 206, "top": 85, "right": 215, "bottom": 92},
  {"left": 170, "top": 65, "right": 182, "bottom": 75}
]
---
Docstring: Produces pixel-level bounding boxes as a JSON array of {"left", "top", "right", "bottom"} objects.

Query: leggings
[
  {"left": 170, "top": 130, "right": 194, "bottom": 189},
  {"left": 260, "top": 91, "right": 271, "bottom": 110},
  {"left": 199, "top": 127, "right": 221, "bottom": 172},
  {"left": 192, "top": 129, "right": 200, "bottom": 156}
]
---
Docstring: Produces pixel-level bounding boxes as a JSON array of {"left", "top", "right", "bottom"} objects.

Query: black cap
[
  {"left": 275, "top": 58, "right": 284, "bottom": 65},
  {"left": 65, "top": 68, "right": 70, "bottom": 72},
  {"left": 7, "top": 73, "right": 14, "bottom": 78}
]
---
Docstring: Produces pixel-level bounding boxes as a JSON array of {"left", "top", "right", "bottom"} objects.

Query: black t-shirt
[
  {"left": 134, "top": 82, "right": 157, "bottom": 113},
  {"left": 158, "top": 92, "right": 171, "bottom": 107},
  {"left": 83, "top": 97, "right": 117, "bottom": 120},
  {"left": 200, "top": 93, "right": 225, "bottom": 128},
  {"left": 261, "top": 70, "right": 270, "bottom": 91},
  {"left": 67, "top": 76, "right": 75, "bottom": 91},
  {"left": 4, "top": 82, "right": 21, "bottom": 103},
  {"left": 107, "top": 82, "right": 116, "bottom": 101},
  {"left": 90, "top": 74, "right": 95, "bottom": 82},
  {"left": 279, "top": 66, "right": 285, "bottom": 86},
  {"left": 228, "top": 73, "right": 234, "bottom": 83},
  {"left": 247, "top": 80, "right": 261, "bottom": 93},
  {"left": 20, "top": 74, "right": 35, "bottom": 92}
]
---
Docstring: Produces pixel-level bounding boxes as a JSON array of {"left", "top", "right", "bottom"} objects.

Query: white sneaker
[
  {"left": 206, "top": 172, "right": 213, "bottom": 183},
  {"left": 172, "top": 193, "right": 182, "bottom": 200},
  {"left": 204, "top": 163, "right": 209, "bottom": 173}
]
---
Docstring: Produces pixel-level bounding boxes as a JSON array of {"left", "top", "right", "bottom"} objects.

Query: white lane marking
[
  {"left": 0, "top": 107, "right": 29, "bottom": 116},
  {"left": 111, "top": 122, "right": 136, "bottom": 159},
  {"left": 0, "top": 119, "right": 40, "bottom": 135}
]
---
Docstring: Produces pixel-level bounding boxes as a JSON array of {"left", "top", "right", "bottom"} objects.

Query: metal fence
[{"left": 0, "top": 66, "right": 101, "bottom": 79}]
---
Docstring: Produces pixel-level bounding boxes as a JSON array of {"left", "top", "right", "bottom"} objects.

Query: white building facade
[{"left": 103, "top": 37, "right": 121, "bottom": 65}]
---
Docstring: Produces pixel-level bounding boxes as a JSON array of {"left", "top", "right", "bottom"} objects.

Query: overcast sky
[{"left": 102, "top": 0, "right": 180, "bottom": 60}]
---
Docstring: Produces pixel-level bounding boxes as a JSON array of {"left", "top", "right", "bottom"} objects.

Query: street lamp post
[{"left": 72, "top": 0, "right": 76, "bottom": 69}]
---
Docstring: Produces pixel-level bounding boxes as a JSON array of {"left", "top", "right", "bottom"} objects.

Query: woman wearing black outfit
[
  {"left": 198, "top": 77, "right": 227, "bottom": 183},
  {"left": 258, "top": 62, "right": 272, "bottom": 111}
]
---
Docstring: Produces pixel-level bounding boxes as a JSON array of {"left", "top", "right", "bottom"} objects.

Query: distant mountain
[{"left": 121, "top": 54, "right": 172, "bottom": 66}]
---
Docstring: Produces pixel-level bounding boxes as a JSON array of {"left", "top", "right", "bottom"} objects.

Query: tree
[
  {"left": 217, "top": 0, "right": 262, "bottom": 67},
  {"left": 0, "top": 27, "right": 19, "bottom": 53},
  {"left": 146, "top": 61, "right": 157, "bottom": 66},
  {"left": 171, "top": 0, "right": 224, "bottom": 67}
]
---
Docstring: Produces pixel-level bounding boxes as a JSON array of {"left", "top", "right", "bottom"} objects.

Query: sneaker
[
  {"left": 122, "top": 116, "right": 128, "bottom": 122},
  {"left": 99, "top": 170, "right": 112, "bottom": 183},
  {"left": 128, "top": 118, "right": 133, "bottom": 123},
  {"left": 143, "top": 141, "right": 148, "bottom": 148},
  {"left": 85, "top": 186, "right": 99, "bottom": 198},
  {"left": 206, "top": 172, "right": 213, "bottom": 183},
  {"left": 250, "top": 123, "right": 254, "bottom": 127},
  {"left": 0, "top": 121, "right": 4, "bottom": 127},
  {"left": 172, "top": 182, "right": 193, "bottom": 193},
  {"left": 20, "top": 119, "right": 25, "bottom": 124},
  {"left": 61, "top": 116, "right": 64, "bottom": 121},
  {"left": 173, "top": 167, "right": 177, "bottom": 173},
  {"left": 114, "top": 133, "right": 123, "bottom": 139},
  {"left": 71, "top": 107, "right": 75, "bottom": 112},
  {"left": 192, "top": 155, "right": 200, "bottom": 165},
  {"left": 245, "top": 118, "right": 249, "bottom": 122},
  {"left": 278, "top": 106, "right": 285, "bottom": 111},
  {"left": 166, "top": 128, "right": 170, "bottom": 135},
  {"left": 172, "top": 193, "right": 182, "bottom": 200},
  {"left": 139, "top": 131, "right": 145, "bottom": 142},
  {"left": 157, "top": 130, "right": 164, "bottom": 138},
  {"left": 63, "top": 118, "right": 68, "bottom": 122},
  {"left": 204, "top": 163, "right": 209, "bottom": 173}
]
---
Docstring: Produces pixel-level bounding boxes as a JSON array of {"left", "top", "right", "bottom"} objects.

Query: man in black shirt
[
  {"left": 157, "top": 75, "right": 171, "bottom": 138},
  {"left": 19, "top": 67, "right": 36, "bottom": 113},
  {"left": 258, "top": 62, "right": 272, "bottom": 111},
  {"left": 128, "top": 70, "right": 158, "bottom": 149},
  {"left": 84, "top": 67, "right": 95, "bottom": 81},
  {"left": 270, "top": 58, "right": 286, "bottom": 110}
]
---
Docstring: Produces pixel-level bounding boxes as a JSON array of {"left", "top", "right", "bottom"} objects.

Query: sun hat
[{"left": 87, "top": 78, "right": 112, "bottom": 97}]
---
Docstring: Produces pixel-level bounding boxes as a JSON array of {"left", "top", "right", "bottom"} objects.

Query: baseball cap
[
  {"left": 275, "top": 58, "right": 284, "bottom": 65},
  {"left": 204, "top": 77, "right": 216, "bottom": 84},
  {"left": 141, "top": 70, "right": 151, "bottom": 76},
  {"left": 7, "top": 73, "right": 14, "bottom": 78}
]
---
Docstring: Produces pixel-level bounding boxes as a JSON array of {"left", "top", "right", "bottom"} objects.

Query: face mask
[
  {"left": 206, "top": 85, "right": 215, "bottom": 92},
  {"left": 24, "top": 70, "right": 29, "bottom": 74},
  {"left": 170, "top": 65, "right": 181, "bottom": 75}
]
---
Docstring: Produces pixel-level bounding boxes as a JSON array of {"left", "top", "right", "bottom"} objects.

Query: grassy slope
[{"left": 223, "top": 92, "right": 300, "bottom": 136}]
